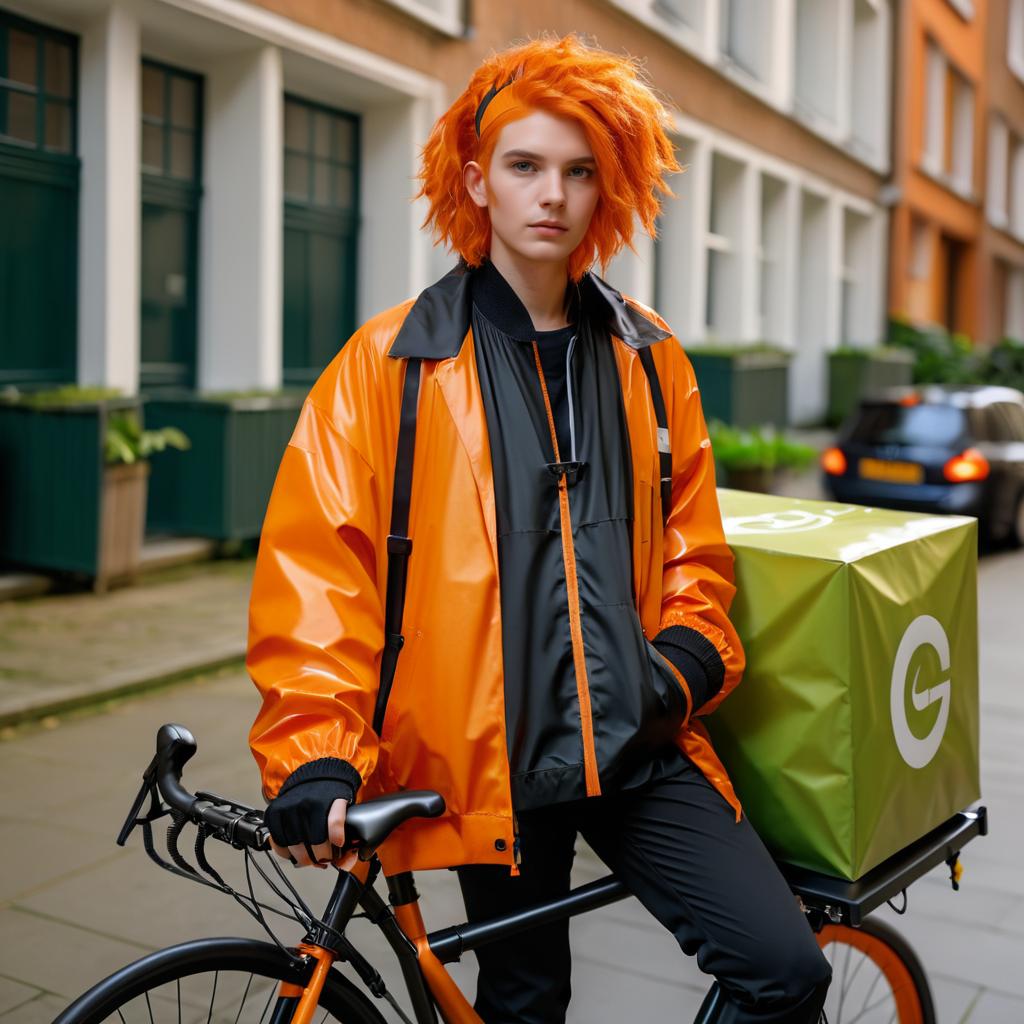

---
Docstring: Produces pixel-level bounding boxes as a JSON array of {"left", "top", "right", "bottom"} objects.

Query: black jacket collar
[{"left": 388, "top": 261, "right": 670, "bottom": 360}]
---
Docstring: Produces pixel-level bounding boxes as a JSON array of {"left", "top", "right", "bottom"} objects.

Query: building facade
[
  {"left": 982, "top": 0, "right": 1024, "bottom": 343},
  {"left": 1, "top": 0, "right": 894, "bottom": 427}
]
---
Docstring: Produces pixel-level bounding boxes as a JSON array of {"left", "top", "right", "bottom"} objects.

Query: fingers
[
  {"left": 269, "top": 838, "right": 295, "bottom": 862},
  {"left": 326, "top": 798, "right": 349, "bottom": 848}
]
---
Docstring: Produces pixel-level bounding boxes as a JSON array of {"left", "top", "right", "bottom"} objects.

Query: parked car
[{"left": 821, "top": 385, "right": 1024, "bottom": 545}]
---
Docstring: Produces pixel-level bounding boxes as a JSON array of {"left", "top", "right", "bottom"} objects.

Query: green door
[
  {"left": 0, "top": 12, "right": 78, "bottom": 387},
  {"left": 282, "top": 95, "right": 359, "bottom": 388},
  {"left": 140, "top": 60, "right": 201, "bottom": 392}
]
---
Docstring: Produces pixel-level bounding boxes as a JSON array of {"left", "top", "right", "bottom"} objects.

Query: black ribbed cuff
[
  {"left": 278, "top": 757, "right": 363, "bottom": 804},
  {"left": 653, "top": 625, "right": 726, "bottom": 713}
]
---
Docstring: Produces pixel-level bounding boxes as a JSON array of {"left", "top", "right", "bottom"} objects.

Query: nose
[{"left": 539, "top": 168, "right": 566, "bottom": 208}]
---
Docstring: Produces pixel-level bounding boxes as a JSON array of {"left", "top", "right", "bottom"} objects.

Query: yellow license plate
[{"left": 858, "top": 458, "right": 924, "bottom": 484}]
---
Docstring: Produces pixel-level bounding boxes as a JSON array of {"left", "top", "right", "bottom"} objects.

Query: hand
[{"left": 265, "top": 780, "right": 359, "bottom": 871}]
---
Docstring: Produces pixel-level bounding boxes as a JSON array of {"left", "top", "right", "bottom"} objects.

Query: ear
[{"left": 463, "top": 161, "right": 488, "bottom": 209}]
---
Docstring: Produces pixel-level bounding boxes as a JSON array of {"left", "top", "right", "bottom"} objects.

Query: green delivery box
[{"left": 707, "top": 490, "right": 980, "bottom": 880}]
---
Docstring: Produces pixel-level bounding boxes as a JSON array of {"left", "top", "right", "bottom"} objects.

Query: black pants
[{"left": 456, "top": 755, "right": 831, "bottom": 1023}]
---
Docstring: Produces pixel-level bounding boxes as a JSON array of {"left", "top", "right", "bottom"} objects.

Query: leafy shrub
[
  {"left": 707, "top": 421, "right": 816, "bottom": 472},
  {"left": 105, "top": 411, "right": 190, "bottom": 465}
]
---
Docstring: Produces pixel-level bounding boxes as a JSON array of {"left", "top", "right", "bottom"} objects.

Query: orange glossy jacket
[{"left": 247, "top": 272, "right": 746, "bottom": 878}]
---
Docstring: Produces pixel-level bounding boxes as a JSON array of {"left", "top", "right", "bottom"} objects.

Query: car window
[{"left": 846, "top": 404, "right": 967, "bottom": 446}]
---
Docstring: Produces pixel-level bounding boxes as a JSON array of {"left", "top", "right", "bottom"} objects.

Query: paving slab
[{"left": 0, "top": 558, "right": 253, "bottom": 726}]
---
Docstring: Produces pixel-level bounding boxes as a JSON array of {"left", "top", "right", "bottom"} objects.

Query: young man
[{"left": 248, "top": 35, "right": 831, "bottom": 1023}]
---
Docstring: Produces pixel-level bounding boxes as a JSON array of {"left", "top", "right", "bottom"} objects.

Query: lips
[{"left": 530, "top": 221, "right": 568, "bottom": 232}]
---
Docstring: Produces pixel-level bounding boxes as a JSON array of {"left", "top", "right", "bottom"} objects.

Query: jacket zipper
[{"left": 531, "top": 340, "right": 602, "bottom": 798}]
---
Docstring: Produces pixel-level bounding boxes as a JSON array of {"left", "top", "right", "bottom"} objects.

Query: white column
[
  {"left": 772, "top": 0, "right": 796, "bottom": 110},
  {"left": 686, "top": 138, "right": 713, "bottom": 345},
  {"left": 77, "top": 2, "right": 140, "bottom": 395},
  {"left": 360, "top": 94, "right": 439, "bottom": 319},
  {"left": 739, "top": 163, "right": 761, "bottom": 341},
  {"left": 199, "top": 45, "right": 282, "bottom": 392}
]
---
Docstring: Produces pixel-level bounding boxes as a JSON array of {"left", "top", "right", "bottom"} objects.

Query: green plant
[
  {"left": 887, "top": 317, "right": 979, "bottom": 384},
  {"left": 105, "top": 411, "right": 190, "bottom": 465},
  {"left": 707, "top": 421, "right": 816, "bottom": 473},
  {"left": 0, "top": 383, "right": 124, "bottom": 407}
]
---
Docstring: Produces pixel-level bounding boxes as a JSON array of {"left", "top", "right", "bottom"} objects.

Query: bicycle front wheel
[
  {"left": 817, "top": 918, "right": 936, "bottom": 1024},
  {"left": 53, "top": 936, "right": 390, "bottom": 1024}
]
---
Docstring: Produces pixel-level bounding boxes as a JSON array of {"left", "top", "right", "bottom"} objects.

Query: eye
[
  {"left": 568, "top": 166, "right": 594, "bottom": 179},
  {"left": 511, "top": 160, "right": 535, "bottom": 173}
]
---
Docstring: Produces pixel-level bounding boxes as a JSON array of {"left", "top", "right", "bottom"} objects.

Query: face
[{"left": 464, "top": 109, "right": 600, "bottom": 269}]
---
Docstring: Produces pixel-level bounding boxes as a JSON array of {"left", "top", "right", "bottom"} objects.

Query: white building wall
[
  {"left": 77, "top": 2, "right": 140, "bottom": 394},
  {"left": 199, "top": 46, "right": 283, "bottom": 392}
]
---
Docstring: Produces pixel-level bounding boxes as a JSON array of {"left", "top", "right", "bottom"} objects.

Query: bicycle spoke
[
  {"left": 205, "top": 971, "right": 219, "bottom": 1024},
  {"left": 232, "top": 974, "right": 255, "bottom": 1024},
  {"left": 177, "top": 978, "right": 181, "bottom": 1024},
  {"left": 144, "top": 990, "right": 155, "bottom": 1024},
  {"left": 256, "top": 984, "right": 276, "bottom": 1024}
]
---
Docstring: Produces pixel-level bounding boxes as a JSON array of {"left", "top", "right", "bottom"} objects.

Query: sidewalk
[{"left": 0, "top": 557, "right": 252, "bottom": 727}]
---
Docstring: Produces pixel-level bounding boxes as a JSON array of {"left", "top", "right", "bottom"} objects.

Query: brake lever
[{"left": 116, "top": 753, "right": 168, "bottom": 846}]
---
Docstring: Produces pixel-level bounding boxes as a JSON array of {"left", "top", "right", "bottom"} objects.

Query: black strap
[
  {"left": 637, "top": 347, "right": 672, "bottom": 526},
  {"left": 373, "top": 358, "right": 422, "bottom": 736}
]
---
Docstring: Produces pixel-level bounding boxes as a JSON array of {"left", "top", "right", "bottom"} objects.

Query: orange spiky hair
[{"left": 417, "top": 35, "right": 681, "bottom": 281}]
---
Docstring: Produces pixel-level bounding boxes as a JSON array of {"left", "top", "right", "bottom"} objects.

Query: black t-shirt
[{"left": 533, "top": 325, "right": 576, "bottom": 460}]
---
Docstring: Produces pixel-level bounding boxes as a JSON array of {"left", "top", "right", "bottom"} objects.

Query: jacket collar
[{"left": 387, "top": 261, "right": 670, "bottom": 360}]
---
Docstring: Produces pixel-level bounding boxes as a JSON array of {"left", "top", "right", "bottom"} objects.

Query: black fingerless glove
[{"left": 264, "top": 757, "right": 362, "bottom": 848}]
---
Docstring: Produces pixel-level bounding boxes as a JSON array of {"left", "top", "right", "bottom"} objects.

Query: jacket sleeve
[
  {"left": 650, "top": 337, "right": 746, "bottom": 718},
  {"left": 247, "top": 340, "right": 388, "bottom": 802}
]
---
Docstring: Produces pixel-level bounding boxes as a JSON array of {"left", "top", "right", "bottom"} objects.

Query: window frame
[{"left": 0, "top": 10, "right": 78, "bottom": 158}]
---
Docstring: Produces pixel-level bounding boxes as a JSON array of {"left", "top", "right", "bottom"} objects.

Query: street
[{"left": 0, "top": 544, "right": 1021, "bottom": 1023}]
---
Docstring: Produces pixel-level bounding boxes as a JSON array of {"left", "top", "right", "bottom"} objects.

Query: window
[
  {"left": 1011, "top": 137, "right": 1024, "bottom": 239},
  {"left": 0, "top": 16, "right": 75, "bottom": 153},
  {"left": 0, "top": 12, "right": 78, "bottom": 387},
  {"left": 922, "top": 40, "right": 974, "bottom": 195},
  {"left": 139, "top": 61, "right": 203, "bottom": 392},
  {"left": 704, "top": 152, "right": 744, "bottom": 338},
  {"left": 141, "top": 61, "right": 201, "bottom": 182},
  {"left": 1007, "top": 264, "right": 1024, "bottom": 342},
  {"left": 840, "top": 208, "right": 871, "bottom": 346},
  {"left": 283, "top": 95, "right": 360, "bottom": 387},
  {"left": 987, "top": 116, "right": 1010, "bottom": 229},
  {"left": 1008, "top": 0, "right": 1024, "bottom": 82},
  {"left": 718, "top": 0, "right": 771, "bottom": 82},
  {"left": 757, "top": 174, "right": 786, "bottom": 344},
  {"left": 653, "top": 0, "right": 700, "bottom": 27},
  {"left": 795, "top": 0, "right": 840, "bottom": 126}
]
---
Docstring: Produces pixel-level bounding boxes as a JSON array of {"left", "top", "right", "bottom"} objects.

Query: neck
[{"left": 487, "top": 242, "right": 570, "bottom": 331}]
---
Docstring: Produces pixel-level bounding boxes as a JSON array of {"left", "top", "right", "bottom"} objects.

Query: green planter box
[
  {"left": 0, "top": 395, "right": 140, "bottom": 576},
  {"left": 145, "top": 392, "right": 304, "bottom": 540},
  {"left": 686, "top": 347, "right": 791, "bottom": 428},
  {"left": 827, "top": 347, "right": 914, "bottom": 426}
]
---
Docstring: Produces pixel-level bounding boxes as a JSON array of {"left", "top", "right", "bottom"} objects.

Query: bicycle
[{"left": 54, "top": 724, "right": 988, "bottom": 1024}]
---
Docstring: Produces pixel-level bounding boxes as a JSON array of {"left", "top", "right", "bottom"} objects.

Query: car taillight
[
  {"left": 821, "top": 447, "right": 847, "bottom": 475},
  {"left": 943, "top": 448, "right": 989, "bottom": 483}
]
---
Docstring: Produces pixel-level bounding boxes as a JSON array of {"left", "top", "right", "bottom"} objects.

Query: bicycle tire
[
  {"left": 53, "top": 936, "right": 391, "bottom": 1024},
  {"left": 817, "top": 918, "right": 936, "bottom": 1024}
]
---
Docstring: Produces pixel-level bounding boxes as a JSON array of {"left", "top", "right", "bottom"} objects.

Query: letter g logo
[{"left": 890, "top": 615, "right": 951, "bottom": 769}]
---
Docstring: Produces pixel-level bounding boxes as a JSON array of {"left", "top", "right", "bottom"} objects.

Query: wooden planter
[
  {"left": 720, "top": 466, "right": 777, "bottom": 494},
  {"left": 827, "top": 348, "right": 915, "bottom": 426},
  {"left": 145, "top": 392, "right": 304, "bottom": 540},
  {"left": 97, "top": 461, "right": 150, "bottom": 591},
  {"left": 0, "top": 396, "right": 141, "bottom": 582},
  {"left": 687, "top": 348, "right": 791, "bottom": 428}
]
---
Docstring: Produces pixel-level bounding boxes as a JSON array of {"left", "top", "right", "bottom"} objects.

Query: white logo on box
[
  {"left": 890, "top": 615, "right": 951, "bottom": 769},
  {"left": 723, "top": 509, "right": 837, "bottom": 534}
]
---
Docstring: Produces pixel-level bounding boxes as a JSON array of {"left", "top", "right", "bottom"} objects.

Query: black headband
[{"left": 474, "top": 76, "right": 517, "bottom": 138}]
